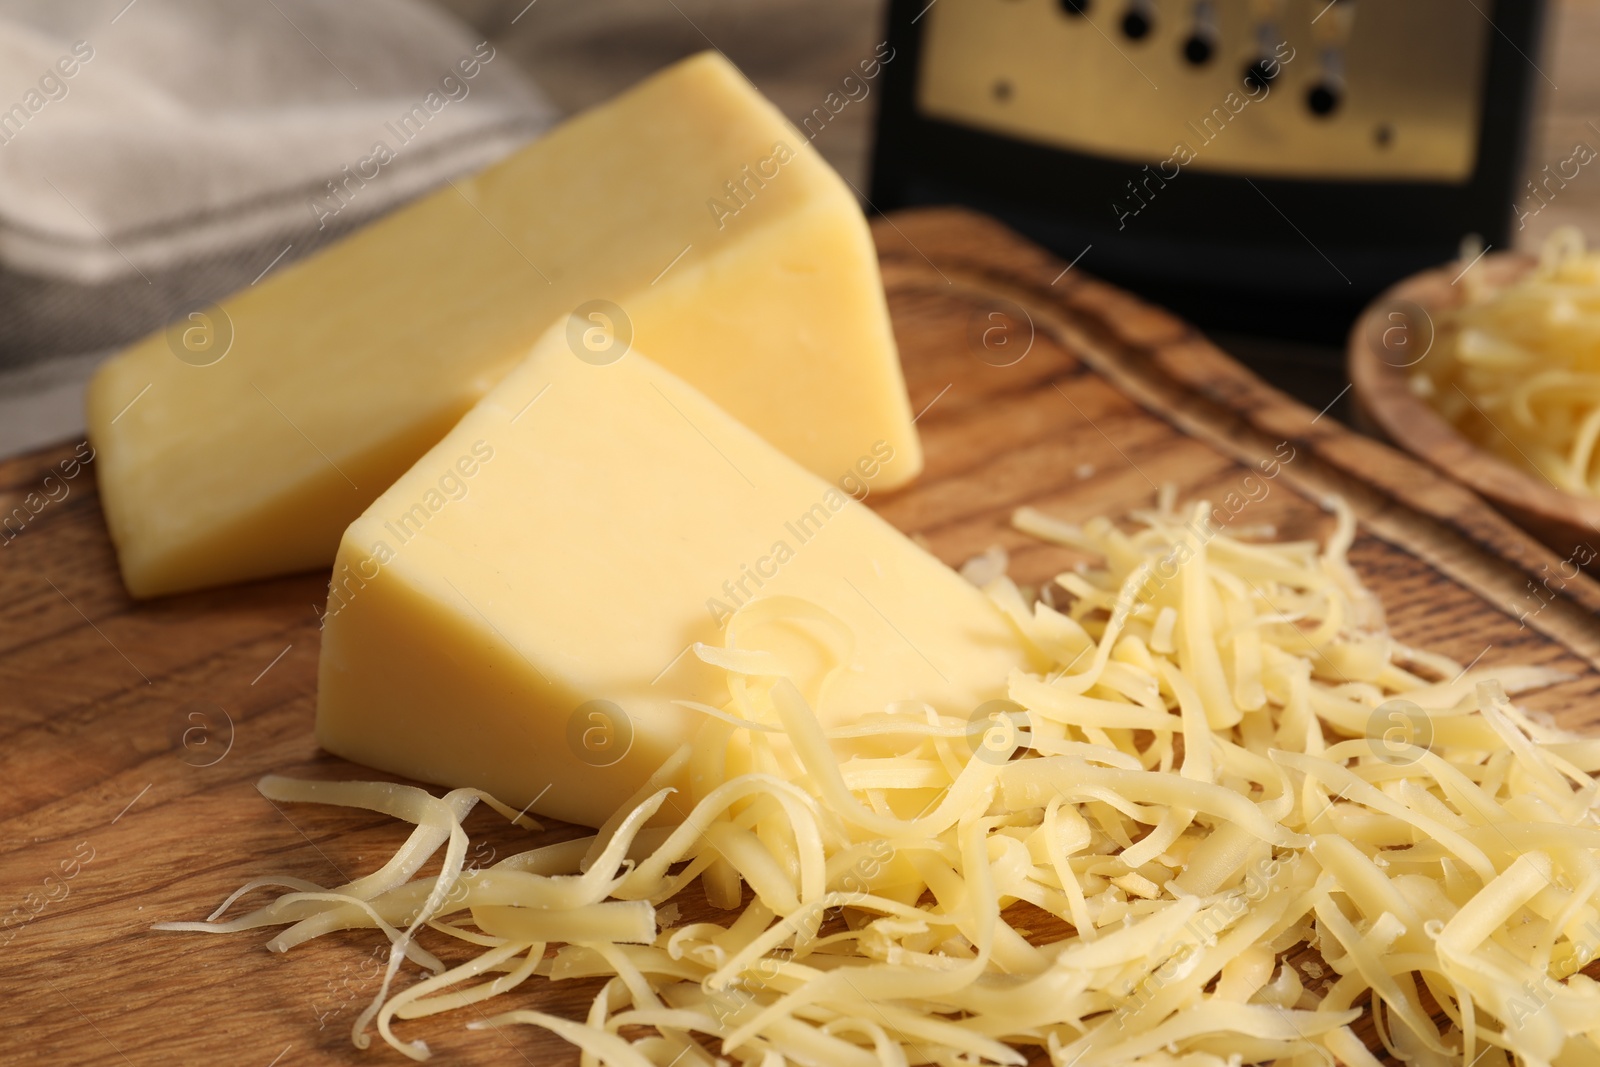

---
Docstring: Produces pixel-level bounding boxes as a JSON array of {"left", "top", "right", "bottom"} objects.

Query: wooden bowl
[{"left": 1349, "top": 252, "right": 1600, "bottom": 562}]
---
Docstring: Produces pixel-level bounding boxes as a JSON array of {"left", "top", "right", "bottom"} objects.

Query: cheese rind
[
  {"left": 315, "top": 326, "right": 1028, "bottom": 828},
  {"left": 86, "top": 51, "right": 920, "bottom": 598}
]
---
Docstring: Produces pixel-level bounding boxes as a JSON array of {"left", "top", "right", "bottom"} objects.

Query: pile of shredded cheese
[
  {"left": 159, "top": 489, "right": 1600, "bottom": 1066},
  {"left": 1416, "top": 227, "right": 1600, "bottom": 495}
]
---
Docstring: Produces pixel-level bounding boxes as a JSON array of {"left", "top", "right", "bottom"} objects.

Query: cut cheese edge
[
  {"left": 86, "top": 51, "right": 919, "bottom": 598},
  {"left": 315, "top": 324, "right": 1030, "bottom": 828}
]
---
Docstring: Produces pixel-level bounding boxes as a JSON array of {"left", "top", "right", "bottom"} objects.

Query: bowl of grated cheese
[{"left": 1350, "top": 228, "right": 1600, "bottom": 565}]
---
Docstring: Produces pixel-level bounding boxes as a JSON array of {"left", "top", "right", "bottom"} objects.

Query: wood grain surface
[{"left": 6, "top": 208, "right": 1600, "bottom": 1066}]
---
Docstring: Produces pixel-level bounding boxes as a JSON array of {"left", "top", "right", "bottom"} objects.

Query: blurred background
[{"left": 0, "top": 0, "right": 1591, "bottom": 455}]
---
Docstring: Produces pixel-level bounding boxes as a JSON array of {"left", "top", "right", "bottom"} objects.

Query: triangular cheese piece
[
  {"left": 87, "top": 52, "right": 919, "bottom": 597},
  {"left": 315, "top": 325, "right": 1028, "bottom": 827}
]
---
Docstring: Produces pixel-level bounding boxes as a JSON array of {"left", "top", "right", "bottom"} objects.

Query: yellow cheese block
[
  {"left": 86, "top": 51, "right": 919, "bottom": 598},
  {"left": 315, "top": 326, "right": 1031, "bottom": 828}
]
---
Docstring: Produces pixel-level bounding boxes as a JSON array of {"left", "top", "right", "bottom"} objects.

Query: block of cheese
[
  {"left": 315, "top": 325, "right": 1031, "bottom": 828},
  {"left": 86, "top": 51, "right": 919, "bottom": 599}
]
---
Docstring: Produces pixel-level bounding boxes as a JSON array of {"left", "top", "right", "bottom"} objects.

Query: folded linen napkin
[{"left": 0, "top": 0, "right": 555, "bottom": 371}]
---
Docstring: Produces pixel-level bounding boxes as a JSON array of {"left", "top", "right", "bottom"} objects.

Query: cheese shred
[{"left": 157, "top": 490, "right": 1597, "bottom": 1066}]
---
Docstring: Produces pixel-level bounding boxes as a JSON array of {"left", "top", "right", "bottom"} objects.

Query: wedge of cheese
[
  {"left": 315, "top": 325, "right": 1030, "bottom": 828},
  {"left": 86, "top": 51, "right": 919, "bottom": 598}
]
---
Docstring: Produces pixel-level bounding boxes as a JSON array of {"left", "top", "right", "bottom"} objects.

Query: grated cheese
[
  {"left": 157, "top": 490, "right": 1597, "bottom": 1065},
  {"left": 1417, "top": 226, "right": 1600, "bottom": 496}
]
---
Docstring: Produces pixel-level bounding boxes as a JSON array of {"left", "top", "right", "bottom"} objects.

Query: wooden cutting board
[{"left": 6, "top": 208, "right": 1600, "bottom": 1066}]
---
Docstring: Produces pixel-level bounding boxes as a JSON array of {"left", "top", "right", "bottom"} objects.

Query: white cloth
[{"left": 0, "top": 0, "right": 555, "bottom": 367}]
